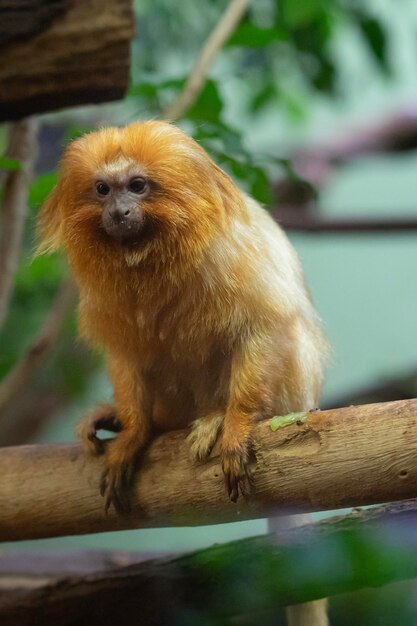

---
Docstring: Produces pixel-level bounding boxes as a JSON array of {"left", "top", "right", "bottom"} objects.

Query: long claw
[
  {"left": 99, "top": 461, "right": 135, "bottom": 516},
  {"left": 222, "top": 447, "right": 252, "bottom": 503}
]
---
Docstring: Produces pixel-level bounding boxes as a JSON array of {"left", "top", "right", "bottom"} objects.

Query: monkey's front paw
[
  {"left": 100, "top": 459, "right": 136, "bottom": 516},
  {"left": 221, "top": 446, "right": 253, "bottom": 503},
  {"left": 188, "top": 414, "right": 223, "bottom": 462},
  {"left": 77, "top": 404, "right": 122, "bottom": 456}
]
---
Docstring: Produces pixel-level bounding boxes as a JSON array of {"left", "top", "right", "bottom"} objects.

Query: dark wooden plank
[
  {"left": 0, "top": 0, "right": 71, "bottom": 46},
  {"left": 0, "top": 0, "right": 134, "bottom": 120}
]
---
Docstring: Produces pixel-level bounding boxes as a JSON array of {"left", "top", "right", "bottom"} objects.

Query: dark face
[{"left": 95, "top": 160, "right": 151, "bottom": 244}]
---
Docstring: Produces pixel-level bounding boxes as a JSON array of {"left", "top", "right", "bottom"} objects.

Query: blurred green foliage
[
  {"left": 157, "top": 509, "right": 417, "bottom": 625},
  {"left": 0, "top": 163, "right": 98, "bottom": 420},
  {"left": 128, "top": 0, "right": 393, "bottom": 200},
  {"left": 0, "top": 156, "right": 21, "bottom": 171}
]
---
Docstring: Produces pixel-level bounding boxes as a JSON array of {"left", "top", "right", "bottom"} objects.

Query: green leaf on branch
[
  {"left": 193, "top": 120, "right": 276, "bottom": 205},
  {"left": 356, "top": 15, "right": 390, "bottom": 75},
  {"left": 207, "top": 149, "right": 273, "bottom": 205},
  {"left": 282, "top": 0, "right": 326, "bottom": 27},
  {"left": 251, "top": 84, "right": 277, "bottom": 113},
  {"left": 128, "top": 77, "right": 184, "bottom": 99},
  {"left": 285, "top": 8, "right": 336, "bottom": 94},
  {"left": 63, "top": 125, "right": 93, "bottom": 143},
  {"left": 0, "top": 156, "right": 21, "bottom": 171},
  {"left": 193, "top": 121, "right": 243, "bottom": 155},
  {"left": 311, "top": 53, "right": 336, "bottom": 92},
  {"left": 277, "top": 87, "right": 308, "bottom": 122},
  {"left": 228, "top": 23, "right": 286, "bottom": 48},
  {"left": 16, "top": 254, "right": 66, "bottom": 292},
  {"left": 29, "top": 173, "right": 58, "bottom": 207},
  {"left": 270, "top": 412, "right": 308, "bottom": 431},
  {"left": 128, "top": 77, "right": 185, "bottom": 115},
  {"left": 185, "top": 80, "right": 223, "bottom": 123},
  {"left": 250, "top": 166, "right": 274, "bottom": 205}
]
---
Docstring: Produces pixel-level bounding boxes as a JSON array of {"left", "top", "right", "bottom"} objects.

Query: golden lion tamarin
[{"left": 38, "top": 121, "right": 327, "bottom": 513}]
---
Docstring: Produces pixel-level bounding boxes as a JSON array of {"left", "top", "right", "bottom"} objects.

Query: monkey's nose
[
  {"left": 102, "top": 204, "right": 144, "bottom": 242},
  {"left": 109, "top": 207, "right": 131, "bottom": 223}
]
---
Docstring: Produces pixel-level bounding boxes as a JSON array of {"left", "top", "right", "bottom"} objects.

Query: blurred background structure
[{"left": 2, "top": 0, "right": 417, "bottom": 623}]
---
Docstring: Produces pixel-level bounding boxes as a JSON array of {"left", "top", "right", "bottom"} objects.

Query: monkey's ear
[{"left": 35, "top": 183, "right": 65, "bottom": 255}]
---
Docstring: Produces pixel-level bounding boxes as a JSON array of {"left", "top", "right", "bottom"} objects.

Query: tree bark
[
  {"left": 1, "top": 501, "right": 417, "bottom": 625},
  {"left": 0, "top": 0, "right": 134, "bottom": 120},
  {"left": 1, "top": 398, "right": 417, "bottom": 541},
  {"left": 0, "top": 119, "right": 38, "bottom": 328}
]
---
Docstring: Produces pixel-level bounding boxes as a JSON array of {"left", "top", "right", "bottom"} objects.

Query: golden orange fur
[{"left": 38, "top": 121, "right": 327, "bottom": 512}]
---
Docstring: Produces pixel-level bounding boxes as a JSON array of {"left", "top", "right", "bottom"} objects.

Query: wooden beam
[
  {"left": 0, "top": 1, "right": 71, "bottom": 46},
  {"left": 1, "top": 398, "right": 417, "bottom": 541},
  {"left": 0, "top": 0, "right": 134, "bottom": 121}
]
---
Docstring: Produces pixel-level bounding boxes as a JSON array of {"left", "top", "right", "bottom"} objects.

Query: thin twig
[
  {"left": 0, "top": 280, "right": 76, "bottom": 412},
  {"left": 163, "top": 0, "right": 249, "bottom": 121},
  {"left": 0, "top": 118, "right": 38, "bottom": 329}
]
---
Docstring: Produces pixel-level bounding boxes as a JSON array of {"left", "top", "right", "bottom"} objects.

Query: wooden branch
[
  {"left": 294, "top": 104, "right": 417, "bottom": 179},
  {"left": 280, "top": 104, "right": 417, "bottom": 196},
  {"left": 0, "top": 119, "right": 38, "bottom": 328},
  {"left": 0, "top": 0, "right": 134, "bottom": 121},
  {"left": 0, "top": 280, "right": 76, "bottom": 411},
  {"left": 0, "top": 386, "right": 65, "bottom": 447},
  {"left": 2, "top": 501, "right": 417, "bottom": 625},
  {"left": 1, "top": 398, "right": 417, "bottom": 541},
  {"left": 272, "top": 104, "right": 417, "bottom": 235},
  {"left": 163, "top": 0, "right": 249, "bottom": 120},
  {"left": 0, "top": 548, "right": 169, "bottom": 577}
]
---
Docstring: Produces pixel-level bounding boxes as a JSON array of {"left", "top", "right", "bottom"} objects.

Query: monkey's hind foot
[
  {"left": 221, "top": 442, "right": 254, "bottom": 503},
  {"left": 77, "top": 404, "right": 122, "bottom": 456},
  {"left": 99, "top": 430, "right": 144, "bottom": 515},
  {"left": 100, "top": 458, "right": 136, "bottom": 516},
  {"left": 188, "top": 414, "right": 223, "bottom": 462}
]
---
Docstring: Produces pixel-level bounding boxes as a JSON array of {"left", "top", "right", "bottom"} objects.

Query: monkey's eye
[
  {"left": 128, "top": 177, "right": 148, "bottom": 194},
  {"left": 96, "top": 181, "right": 110, "bottom": 196}
]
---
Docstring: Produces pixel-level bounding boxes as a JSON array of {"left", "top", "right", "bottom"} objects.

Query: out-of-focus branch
[
  {"left": 0, "top": 280, "right": 76, "bottom": 413},
  {"left": 0, "top": 385, "right": 65, "bottom": 447},
  {"left": 163, "top": 0, "right": 249, "bottom": 121},
  {"left": 290, "top": 104, "right": 417, "bottom": 190},
  {"left": 273, "top": 209, "right": 417, "bottom": 233},
  {"left": 273, "top": 103, "right": 417, "bottom": 234},
  {"left": 2, "top": 501, "right": 417, "bottom": 625},
  {"left": 0, "top": 118, "right": 38, "bottom": 328},
  {"left": 0, "top": 548, "right": 168, "bottom": 578}
]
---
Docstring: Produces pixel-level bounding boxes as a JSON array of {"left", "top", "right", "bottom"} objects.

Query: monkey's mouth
[{"left": 101, "top": 213, "right": 158, "bottom": 247}]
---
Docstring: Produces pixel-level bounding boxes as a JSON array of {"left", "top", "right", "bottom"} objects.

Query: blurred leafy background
[{"left": 2, "top": 0, "right": 417, "bottom": 623}]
